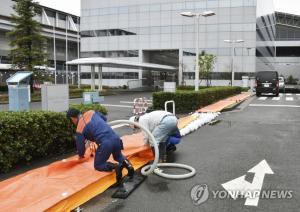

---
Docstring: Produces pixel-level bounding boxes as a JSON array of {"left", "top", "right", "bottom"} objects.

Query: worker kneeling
[
  {"left": 131, "top": 110, "right": 181, "bottom": 163},
  {"left": 67, "top": 108, "right": 134, "bottom": 183}
]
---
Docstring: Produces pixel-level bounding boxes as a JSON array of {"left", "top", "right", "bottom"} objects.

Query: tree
[
  {"left": 286, "top": 75, "right": 299, "bottom": 85},
  {"left": 199, "top": 51, "right": 216, "bottom": 87},
  {"left": 7, "top": 0, "right": 46, "bottom": 72}
]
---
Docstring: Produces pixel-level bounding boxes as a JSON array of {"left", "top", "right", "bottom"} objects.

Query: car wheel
[{"left": 256, "top": 92, "right": 261, "bottom": 97}]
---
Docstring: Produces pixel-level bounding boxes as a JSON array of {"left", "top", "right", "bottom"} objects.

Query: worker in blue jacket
[{"left": 66, "top": 108, "right": 134, "bottom": 183}]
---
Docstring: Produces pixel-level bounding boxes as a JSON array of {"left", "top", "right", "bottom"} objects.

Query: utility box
[
  {"left": 164, "top": 82, "right": 176, "bottom": 93},
  {"left": 250, "top": 77, "right": 256, "bottom": 91},
  {"left": 242, "top": 76, "right": 249, "bottom": 88},
  {"left": 42, "top": 84, "right": 69, "bottom": 112},
  {"left": 83, "top": 91, "right": 104, "bottom": 104},
  {"left": 6, "top": 71, "right": 33, "bottom": 111}
]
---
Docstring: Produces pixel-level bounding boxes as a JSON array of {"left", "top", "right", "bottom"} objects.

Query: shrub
[
  {"left": 153, "top": 86, "right": 242, "bottom": 114},
  {"left": 0, "top": 104, "right": 108, "bottom": 173},
  {"left": 70, "top": 103, "right": 108, "bottom": 115},
  {"left": 177, "top": 86, "right": 203, "bottom": 91},
  {"left": 286, "top": 75, "right": 299, "bottom": 85},
  {"left": 177, "top": 85, "right": 219, "bottom": 91},
  {"left": 0, "top": 111, "right": 74, "bottom": 173},
  {"left": 69, "top": 88, "right": 84, "bottom": 98},
  {"left": 0, "top": 84, "right": 8, "bottom": 92},
  {"left": 69, "top": 85, "right": 90, "bottom": 90}
]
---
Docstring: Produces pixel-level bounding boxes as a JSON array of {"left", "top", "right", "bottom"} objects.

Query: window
[
  {"left": 82, "top": 72, "right": 139, "bottom": 79},
  {"left": 81, "top": 50, "right": 139, "bottom": 58},
  {"left": 161, "top": 3, "right": 172, "bottom": 11},
  {"left": 183, "top": 72, "right": 195, "bottom": 80},
  {"left": 195, "top": 1, "right": 206, "bottom": 9},
  {"left": 185, "top": 2, "right": 194, "bottom": 9},
  {"left": 161, "top": 26, "right": 171, "bottom": 34},
  {"left": 207, "top": 1, "right": 218, "bottom": 8},
  {"left": 276, "top": 46, "right": 300, "bottom": 57},
  {"left": 172, "top": 3, "right": 183, "bottom": 10},
  {"left": 58, "top": 14, "right": 66, "bottom": 20},
  {"left": 81, "top": 29, "right": 136, "bottom": 37},
  {"left": 119, "top": 6, "right": 129, "bottom": 14},
  {"left": 183, "top": 51, "right": 196, "bottom": 56},
  {"left": 149, "top": 4, "right": 160, "bottom": 12}
]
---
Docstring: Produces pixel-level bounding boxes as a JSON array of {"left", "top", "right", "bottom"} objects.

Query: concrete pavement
[{"left": 82, "top": 93, "right": 300, "bottom": 212}]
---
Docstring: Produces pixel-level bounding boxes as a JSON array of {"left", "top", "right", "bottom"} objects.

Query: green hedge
[
  {"left": 176, "top": 85, "right": 206, "bottom": 91},
  {"left": 0, "top": 104, "right": 108, "bottom": 173},
  {"left": 153, "top": 86, "right": 242, "bottom": 114},
  {"left": 70, "top": 103, "right": 108, "bottom": 115},
  {"left": 0, "top": 84, "right": 8, "bottom": 92},
  {"left": 0, "top": 112, "right": 74, "bottom": 173}
]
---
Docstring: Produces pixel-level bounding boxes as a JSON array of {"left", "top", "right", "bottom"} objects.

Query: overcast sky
[{"left": 36, "top": 0, "right": 300, "bottom": 16}]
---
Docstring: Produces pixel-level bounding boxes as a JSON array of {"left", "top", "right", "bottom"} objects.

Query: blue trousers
[
  {"left": 152, "top": 116, "right": 178, "bottom": 144},
  {"left": 94, "top": 139, "right": 126, "bottom": 171}
]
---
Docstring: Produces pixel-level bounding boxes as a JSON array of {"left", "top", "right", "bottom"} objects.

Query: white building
[
  {"left": 0, "top": 0, "right": 80, "bottom": 84},
  {"left": 274, "top": 11, "right": 300, "bottom": 80},
  {"left": 80, "top": 0, "right": 276, "bottom": 87}
]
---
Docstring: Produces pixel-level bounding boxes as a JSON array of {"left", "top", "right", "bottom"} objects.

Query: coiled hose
[{"left": 109, "top": 120, "right": 196, "bottom": 179}]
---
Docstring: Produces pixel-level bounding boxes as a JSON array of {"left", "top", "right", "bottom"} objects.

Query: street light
[
  {"left": 181, "top": 10, "right": 216, "bottom": 91},
  {"left": 224, "top": 39, "right": 244, "bottom": 86}
]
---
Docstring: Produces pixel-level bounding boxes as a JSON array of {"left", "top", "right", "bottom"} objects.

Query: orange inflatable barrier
[
  {"left": 0, "top": 133, "right": 153, "bottom": 212},
  {"left": 198, "top": 93, "right": 251, "bottom": 113},
  {"left": 0, "top": 93, "right": 251, "bottom": 211}
]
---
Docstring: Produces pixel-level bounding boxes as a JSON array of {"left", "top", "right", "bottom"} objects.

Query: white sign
[
  {"left": 42, "top": 84, "right": 69, "bottom": 112},
  {"left": 84, "top": 93, "right": 91, "bottom": 102},
  {"left": 164, "top": 82, "right": 176, "bottom": 93},
  {"left": 221, "top": 159, "right": 274, "bottom": 207}
]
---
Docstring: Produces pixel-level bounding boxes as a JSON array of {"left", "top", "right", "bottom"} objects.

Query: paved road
[{"left": 82, "top": 93, "right": 300, "bottom": 212}]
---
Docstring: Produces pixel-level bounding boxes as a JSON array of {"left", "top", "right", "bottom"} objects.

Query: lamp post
[
  {"left": 224, "top": 39, "right": 244, "bottom": 86},
  {"left": 181, "top": 11, "right": 216, "bottom": 91}
]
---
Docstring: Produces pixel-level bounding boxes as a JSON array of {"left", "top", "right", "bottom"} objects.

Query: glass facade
[
  {"left": 81, "top": 72, "right": 138, "bottom": 79},
  {"left": 273, "top": 12, "right": 300, "bottom": 80},
  {"left": 255, "top": 0, "right": 276, "bottom": 72},
  {"left": 81, "top": 50, "right": 138, "bottom": 58},
  {"left": 276, "top": 12, "right": 300, "bottom": 41},
  {"left": 81, "top": 0, "right": 275, "bottom": 85}
]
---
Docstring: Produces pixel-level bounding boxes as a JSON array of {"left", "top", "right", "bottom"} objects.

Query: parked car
[
  {"left": 255, "top": 71, "right": 279, "bottom": 97},
  {"left": 278, "top": 77, "right": 285, "bottom": 92}
]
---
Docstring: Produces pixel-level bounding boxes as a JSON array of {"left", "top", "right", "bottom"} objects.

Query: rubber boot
[
  {"left": 166, "top": 144, "right": 177, "bottom": 153},
  {"left": 116, "top": 166, "right": 123, "bottom": 184},
  {"left": 159, "top": 142, "right": 167, "bottom": 163},
  {"left": 106, "top": 162, "right": 118, "bottom": 171},
  {"left": 122, "top": 159, "right": 134, "bottom": 179},
  {"left": 107, "top": 162, "right": 123, "bottom": 185}
]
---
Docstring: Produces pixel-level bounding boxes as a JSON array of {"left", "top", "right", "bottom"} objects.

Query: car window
[
  {"left": 256, "top": 72, "right": 277, "bottom": 81},
  {"left": 279, "top": 77, "right": 284, "bottom": 81}
]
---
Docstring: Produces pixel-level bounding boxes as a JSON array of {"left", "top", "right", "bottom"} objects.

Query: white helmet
[
  {"left": 129, "top": 115, "right": 140, "bottom": 129},
  {"left": 129, "top": 116, "right": 136, "bottom": 123}
]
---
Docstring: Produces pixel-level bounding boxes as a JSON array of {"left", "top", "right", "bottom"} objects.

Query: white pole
[
  {"left": 78, "top": 65, "right": 81, "bottom": 88},
  {"left": 98, "top": 65, "right": 102, "bottom": 91},
  {"left": 65, "top": 16, "right": 68, "bottom": 84},
  {"left": 77, "top": 16, "right": 80, "bottom": 88},
  {"left": 231, "top": 44, "right": 235, "bottom": 87},
  {"left": 91, "top": 65, "right": 95, "bottom": 90},
  {"left": 195, "top": 15, "right": 200, "bottom": 91},
  {"left": 53, "top": 16, "right": 57, "bottom": 84}
]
